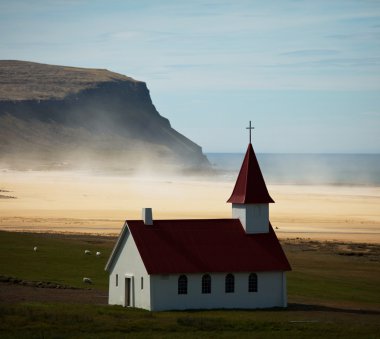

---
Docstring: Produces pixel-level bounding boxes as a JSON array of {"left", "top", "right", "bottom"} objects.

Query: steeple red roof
[{"left": 227, "top": 143, "right": 274, "bottom": 204}]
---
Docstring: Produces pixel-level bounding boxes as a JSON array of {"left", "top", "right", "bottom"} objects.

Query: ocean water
[{"left": 206, "top": 153, "right": 380, "bottom": 186}]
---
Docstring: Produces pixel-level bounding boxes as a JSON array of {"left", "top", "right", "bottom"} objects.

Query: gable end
[{"left": 105, "top": 222, "right": 130, "bottom": 272}]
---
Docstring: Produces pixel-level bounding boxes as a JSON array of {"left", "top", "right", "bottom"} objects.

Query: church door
[{"left": 125, "top": 277, "right": 131, "bottom": 307}]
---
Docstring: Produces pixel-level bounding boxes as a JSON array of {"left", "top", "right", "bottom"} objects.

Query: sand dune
[{"left": 1, "top": 170, "right": 379, "bottom": 243}]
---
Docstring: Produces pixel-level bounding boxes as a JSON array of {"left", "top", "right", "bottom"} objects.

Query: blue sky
[{"left": 1, "top": 0, "right": 379, "bottom": 152}]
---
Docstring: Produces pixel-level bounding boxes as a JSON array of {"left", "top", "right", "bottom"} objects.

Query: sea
[{"left": 205, "top": 153, "right": 380, "bottom": 186}]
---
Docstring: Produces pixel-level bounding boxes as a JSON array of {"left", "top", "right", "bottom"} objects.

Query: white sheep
[
  {"left": 84, "top": 250, "right": 91, "bottom": 255},
  {"left": 96, "top": 251, "right": 101, "bottom": 256},
  {"left": 33, "top": 246, "right": 38, "bottom": 252},
  {"left": 83, "top": 277, "right": 92, "bottom": 284}
]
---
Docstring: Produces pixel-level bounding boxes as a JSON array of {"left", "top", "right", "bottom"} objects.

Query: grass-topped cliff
[
  {"left": 0, "top": 60, "right": 209, "bottom": 172},
  {"left": 0, "top": 60, "right": 137, "bottom": 101}
]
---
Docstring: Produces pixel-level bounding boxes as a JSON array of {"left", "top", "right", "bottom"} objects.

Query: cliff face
[{"left": 0, "top": 60, "right": 209, "bottom": 171}]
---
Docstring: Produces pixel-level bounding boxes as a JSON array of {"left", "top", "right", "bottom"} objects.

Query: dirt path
[{"left": 0, "top": 282, "right": 108, "bottom": 304}]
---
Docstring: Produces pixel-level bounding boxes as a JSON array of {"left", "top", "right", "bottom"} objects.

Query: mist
[
  {"left": 207, "top": 153, "right": 380, "bottom": 186},
  {"left": 0, "top": 113, "right": 210, "bottom": 176}
]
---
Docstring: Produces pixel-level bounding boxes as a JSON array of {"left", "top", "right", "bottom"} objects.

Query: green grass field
[
  {"left": 0, "top": 231, "right": 112, "bottom": 290},
  {"left": 0, "top": 231, "right": 379, "bottom": 338}
]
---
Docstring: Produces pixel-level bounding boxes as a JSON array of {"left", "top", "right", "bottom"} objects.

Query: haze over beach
[
  {"left": 1, "top": 153, "right": 380, "bottom": 243},
  {"left": 0, "top": 1, "right": 379, "bottom": 244}
]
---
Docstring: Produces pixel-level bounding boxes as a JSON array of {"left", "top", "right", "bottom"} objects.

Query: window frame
[
  {"left": 248, "top": 273, "right": 258, "bottom": 292},
  {"left": 178, "top": 275, "right": 188, "bottom": 295},
  {"left": 201, "top": 274, "right": 211, "bottom": 294},
  {"left": 225, "top": 273, "right": 235, "bottom": 293}
]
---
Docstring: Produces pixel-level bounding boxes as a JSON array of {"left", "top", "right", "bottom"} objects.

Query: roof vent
[{"left": 142, "top": 208, "right": 153, "bottom": 225}]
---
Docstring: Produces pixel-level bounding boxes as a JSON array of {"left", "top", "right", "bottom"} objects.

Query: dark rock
[
  {"left": 0, "top": 60, "right": 210, "bottom": 171},
  {"left": 0, "top": 275, "right": 10, "bottom": 282}
]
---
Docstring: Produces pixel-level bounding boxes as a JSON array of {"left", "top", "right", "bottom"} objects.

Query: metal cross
[{"left": 246, "top": 121, "right": 254, "bottom": 144}]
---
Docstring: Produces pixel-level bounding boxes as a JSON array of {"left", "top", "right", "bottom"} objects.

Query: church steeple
[
  {"left": 228, "top": 124, "right": 274, "bottom": 234},
  {"left": 227, "top": 143, "right": 274, "bottom": 204}
]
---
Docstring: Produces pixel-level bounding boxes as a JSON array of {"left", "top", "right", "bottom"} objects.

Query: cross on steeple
[{"left": 246, "top": 121, "right": 254, "bottom": 144}]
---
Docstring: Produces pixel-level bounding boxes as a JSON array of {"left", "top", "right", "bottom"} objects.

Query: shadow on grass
[
  {"left": 163, "top": 303, "right": 380, "bottom": 316},
  {"left": 288, "top": 303, "right": 380, "bottom": 315}
]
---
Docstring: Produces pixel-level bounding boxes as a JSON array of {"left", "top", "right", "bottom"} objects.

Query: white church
[{"left": 105, "top": 132, "right": 291, "bottom": 311}]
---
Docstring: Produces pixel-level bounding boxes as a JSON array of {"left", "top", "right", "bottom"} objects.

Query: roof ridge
[{"left": 125, "top": 218, "right": 237, "bottom": 222}]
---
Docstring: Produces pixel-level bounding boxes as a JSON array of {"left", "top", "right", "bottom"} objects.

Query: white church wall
[
  {"left": 282, "top": 272, "right": 287, "bottom": 307},
  {"left": 108, "top": 229, "right": 151, "bottom": 310},
  {"left": 150, "top": 271, "right": 285, "bottom": 311},
  {"left": 232, "top": 204, "right": 269, "bottom": 233}
]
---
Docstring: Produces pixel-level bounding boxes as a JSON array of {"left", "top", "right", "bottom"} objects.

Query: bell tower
[{"left": 227, "top": 122, "right": 274, "bottom": 234}]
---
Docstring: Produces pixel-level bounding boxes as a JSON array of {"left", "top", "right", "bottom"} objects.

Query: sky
[{"left": 0, "top": 0, "right": 379, "bottom": 153}]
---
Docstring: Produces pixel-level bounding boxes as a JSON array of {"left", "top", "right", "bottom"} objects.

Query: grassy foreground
[
  {"left": 0, "top": 231, "right": 379, "bottom": 338},
  {"left": 1, "top": 303, "right": 379, "bottom": 339}
]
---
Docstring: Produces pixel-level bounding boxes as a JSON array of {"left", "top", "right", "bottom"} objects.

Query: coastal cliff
[{"left": 0, "top": 60, "right": 209, "bottom": 171}]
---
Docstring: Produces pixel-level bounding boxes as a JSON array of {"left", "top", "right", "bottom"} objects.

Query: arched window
[
  {"left": 202, "top": 274, "right": 211, "bottom": 294},
  {"left": 248, "top": 273, "right": 258, "bottom": 292},
  {"left": 225, "top": 273, "right": 235, "bottom": 293},
  {"left": 178, "top": 275, "right": 187, "bottom": 294}
]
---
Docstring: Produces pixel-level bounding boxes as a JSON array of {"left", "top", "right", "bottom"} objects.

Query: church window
[
  {"left": 225, "top": 273, "right": 235, "bottom": 293},
  {"left": 248, "top": 273, "right": 258, "bottom": 292},
  {"left": 141, "top": 277, "right": 144, "bottom": 290},
  {"left": 116, "top": 274, "right": 118, "bottom": 287},
  {"left": 202, "top": 274, "right": 211, "bottom": 294},
  {"left": 178, "top": 275, "right": 188, "bottom": 294}
]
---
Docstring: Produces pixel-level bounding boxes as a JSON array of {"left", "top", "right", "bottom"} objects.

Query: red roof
[
  {"left": 227, "top": 143, "right": 274, "bottom": 204},
  {"left": 106, "top": 219, "right": 291, "bottom": 274}
]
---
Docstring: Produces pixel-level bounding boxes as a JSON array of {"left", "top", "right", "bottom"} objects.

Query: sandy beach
[{"left": 1, "top": 170, "right": 379, "bottom": 243}]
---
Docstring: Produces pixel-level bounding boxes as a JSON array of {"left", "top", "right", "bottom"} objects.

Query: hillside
[{"left": 0, "top": 60, "right": 209, "bottom": 171}]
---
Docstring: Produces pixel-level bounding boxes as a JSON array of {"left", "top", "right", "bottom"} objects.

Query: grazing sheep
[
  {"left": 33, "top": 246, "right": 38, "bottom": 252},
  {"left": 96, "top": 251, "right": 101, "bottom": 256},
  {"left": 84, "top": 250, "right": 91, "bottom": 255},
  {"left": 83, "top": 277, "right": 92, "bottom": 284}
]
